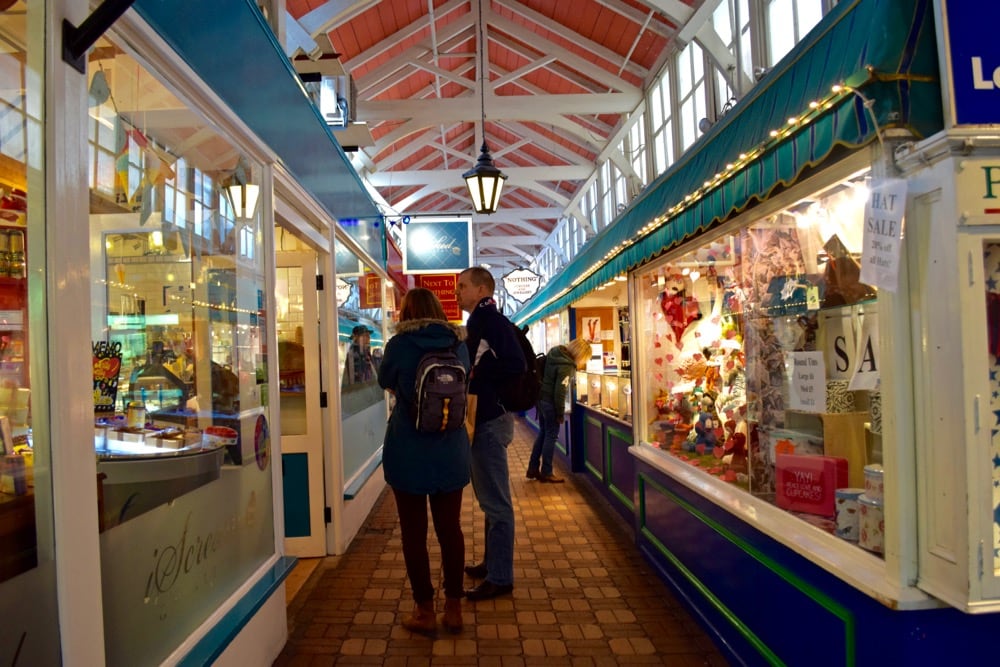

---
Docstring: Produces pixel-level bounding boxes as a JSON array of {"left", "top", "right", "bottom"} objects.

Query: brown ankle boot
[
  {"left": 440, "top": 596, "right": 463, "bottom": 633},
  {"left": 402, "top": 600, "right": 436, "bottom": 635}
]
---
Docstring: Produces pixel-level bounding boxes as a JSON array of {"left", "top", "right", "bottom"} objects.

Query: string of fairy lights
[{"left": 518, "top": 81, "right": 872, "bottom": 324}]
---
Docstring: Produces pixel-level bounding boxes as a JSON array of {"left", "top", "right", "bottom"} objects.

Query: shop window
[
  {"left": 0, "top": 2, "right": 59, "bottom": 663},
  {"left": 635, "top": 169, "right": 883, "bottom": 554},
  {"left": 87, "top": 44, "right": 275, "bottom": 665},
  {"left": 334, "top": 239, "right": 385, "bottom": 484}
]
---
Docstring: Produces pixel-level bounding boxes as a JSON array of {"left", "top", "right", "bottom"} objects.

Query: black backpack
[
  {"left": 498, "top": 324, "right": 541, "bottom": 412},
  {"left": 413, "top": 345, "right": 468, "bottom": 433}
]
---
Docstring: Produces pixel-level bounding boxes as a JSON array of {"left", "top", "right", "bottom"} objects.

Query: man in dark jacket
[{"left": 456, "top": 266, "right": 525, "bottom": 601}]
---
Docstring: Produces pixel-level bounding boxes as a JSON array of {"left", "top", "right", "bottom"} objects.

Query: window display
[
  {"left": 87, "top": 43, "right": 275, "bottom": 665},
  {"left": 0, "top": 5, "right": 59, "bottom": 663},
  {"left": 636, "top": 169, "right": 882, "bottom": 551}
]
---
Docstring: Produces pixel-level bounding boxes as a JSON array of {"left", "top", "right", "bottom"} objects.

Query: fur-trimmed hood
[{"left": 392, "top": 318, "right": 466, "bottom": 340}]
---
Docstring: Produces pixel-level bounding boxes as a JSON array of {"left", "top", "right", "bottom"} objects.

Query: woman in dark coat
[
  {"left": 378, "top": 287, "right": 470, "bottom": 635},
  {"left": 527, "top": 338, "right": 592, "bottom": 482}
]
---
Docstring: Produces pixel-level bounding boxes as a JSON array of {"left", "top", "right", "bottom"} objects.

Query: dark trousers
[{"left": 392, "top": 486, "right": 465, "bottom": 602}]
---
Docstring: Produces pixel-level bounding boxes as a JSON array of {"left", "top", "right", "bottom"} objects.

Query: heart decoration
[{"left": 94, "top": 356, "right": 122, "bottom": 380}]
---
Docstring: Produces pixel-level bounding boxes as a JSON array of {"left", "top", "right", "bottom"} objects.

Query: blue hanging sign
[
  {"left": 402, "top": 217, "right": 472, "bottom": 274},
  {"left": 938, "top": 0, "right": 1000, "bottom": 125}
]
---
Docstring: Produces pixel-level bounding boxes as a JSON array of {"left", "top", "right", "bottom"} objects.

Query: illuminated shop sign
[{"left": 402, "top": 217, "right": 472, "bottom": 274}]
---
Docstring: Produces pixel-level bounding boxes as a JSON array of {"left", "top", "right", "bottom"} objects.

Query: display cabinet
[
  {"left": 619, "top": 373, "right": 633, "bottom": 422},
  {"left": 602, "top": 374, "right": 620, "bottom": 416},
  {"left": 586, "top": 372, "right": 602, "bottom": 409},
  {"left": 575, "top": 370, "right": 589, "bottom": 404}
]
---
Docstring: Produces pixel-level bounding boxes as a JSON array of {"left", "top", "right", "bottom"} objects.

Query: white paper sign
[
  {"left": 859, "top": 178, "right": 907, "bottom": 291},
  {"left": 786, "top": 351, "right": 826, "bottom": 412},
  {"left": 848, "top": 308, "right": 880, "bottom": 391}
]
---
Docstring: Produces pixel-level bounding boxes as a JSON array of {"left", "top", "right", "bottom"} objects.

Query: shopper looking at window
[
  {"left": 377, "top": 288, "right": 470, "bottom": 635},
  {"left": 527, "top": 338, "right": 592, "bottom": 483}
]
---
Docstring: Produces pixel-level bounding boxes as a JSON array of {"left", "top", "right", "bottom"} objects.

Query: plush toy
[
  {"left": 659, "top": 274, "right": 701, "bottom": 343},
  {"left": 692, "top": 392, "right": 719, "bottom": 453}
]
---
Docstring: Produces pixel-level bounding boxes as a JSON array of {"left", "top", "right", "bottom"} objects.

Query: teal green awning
[{"left": 514, "top": 0, "right": 941, "bottom": 327}]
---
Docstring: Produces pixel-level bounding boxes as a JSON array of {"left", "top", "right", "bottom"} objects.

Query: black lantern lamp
[
  {"left": 463, "top": 0, "right": 507, "bottom": 214},
  {"left": 463, "top": 141, "right": 506, "bottom": 214}
]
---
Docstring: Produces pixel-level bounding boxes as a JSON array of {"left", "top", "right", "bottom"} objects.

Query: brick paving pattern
[{"left": 276, "top": 418, "right": 731, "bottom": 666}]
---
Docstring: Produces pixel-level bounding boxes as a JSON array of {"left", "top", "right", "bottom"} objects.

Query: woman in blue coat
[{"left": 378, "top": 287, "right": 470, "bottom": 635}]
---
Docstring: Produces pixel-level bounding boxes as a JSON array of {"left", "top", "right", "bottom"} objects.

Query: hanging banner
[
  {"left": 501, "top": 267, "right": 542, "bottom": 303},
  {"left": 859, "top": 178, "right": 907, "bottom": 291},
  {"left": 416, "top": 273, "right": 461, "bottom": 321},
  {"left": 360, "top": 273, "right": 382, "bottom": 309},
  {"left": 402, "top": 217, "right": 472, "bottom": 274}
]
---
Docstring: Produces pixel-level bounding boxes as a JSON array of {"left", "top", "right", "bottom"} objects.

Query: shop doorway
[{"left": 277, "top": 251, "right": 327, "bottom": 556}]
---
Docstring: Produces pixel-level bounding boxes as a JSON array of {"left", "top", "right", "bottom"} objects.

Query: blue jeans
[
  {"left": 529, "top": 400, "right": 560, "bottom": 476},
  {"left": 470, "top": 412, "right": 514, "bottom": 586}
]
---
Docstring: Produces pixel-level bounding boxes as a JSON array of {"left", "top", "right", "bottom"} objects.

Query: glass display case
[
  {"left": 587, "top": 372, "right": 603, "bottom": 409},
  {"left": 635, "top": 168, "right": 881, "bottom": 550},
  {"left": 575, "top": 370, "right": 589, "bottom": 404},
  {"left": 619, "top": 373, "right": 633, "bottom": 422},
  {"left": 602, "top": 374, "right": 620, "bottom": 416}
]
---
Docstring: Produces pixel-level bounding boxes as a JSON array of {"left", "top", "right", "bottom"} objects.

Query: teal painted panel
[
  {"left": 177, "top": 556, "right": 297, "bottom": 667},
  {"left": 282, "top": 453, "right": 310, "bottom": 538}
]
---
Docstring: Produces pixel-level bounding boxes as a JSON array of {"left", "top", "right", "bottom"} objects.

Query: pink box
[{"left": 775, "top": 454, "right": 848, "bottom": 517}]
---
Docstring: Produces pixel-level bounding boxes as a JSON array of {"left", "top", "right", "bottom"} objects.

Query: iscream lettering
[{"left": 144, "top": 491, "right": 258, "bottom": 601}]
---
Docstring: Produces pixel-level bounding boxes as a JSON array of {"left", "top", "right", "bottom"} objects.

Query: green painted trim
[
  {"left": 638, "top": 474, "right": 857, "bottom": 667},
  {"left": 583, "top": 415, "right": 604, "bottom": 481},
  {"left": 605, "top": 425, "right": 635, "bottom": 510}
]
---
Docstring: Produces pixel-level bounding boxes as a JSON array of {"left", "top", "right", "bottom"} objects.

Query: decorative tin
[
  {"left": 858, "top": 494, "right": 884, "bottom": 554},
  {"left": 834, "top": 488, "right": 865, "bottom": 541},
  {"left": 863, "top": 463, "right": 884, "bottom": 502}
]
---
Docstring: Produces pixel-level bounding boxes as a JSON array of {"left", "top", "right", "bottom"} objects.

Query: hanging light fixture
[
  {"left": 223, "top": 156, "right": 261, "bottom": 220},
  {"left": 463, "top": 0, "right": 507, "bottom": 214}
]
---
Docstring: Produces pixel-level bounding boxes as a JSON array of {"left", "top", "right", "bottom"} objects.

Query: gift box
[{"left": 775, "top": 454, "right": 848, "bottom": 517}]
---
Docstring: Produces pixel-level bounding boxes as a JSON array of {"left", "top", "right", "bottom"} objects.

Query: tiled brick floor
[{"left": 275, "top": 419, "right": 731, "bottom": 666}]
